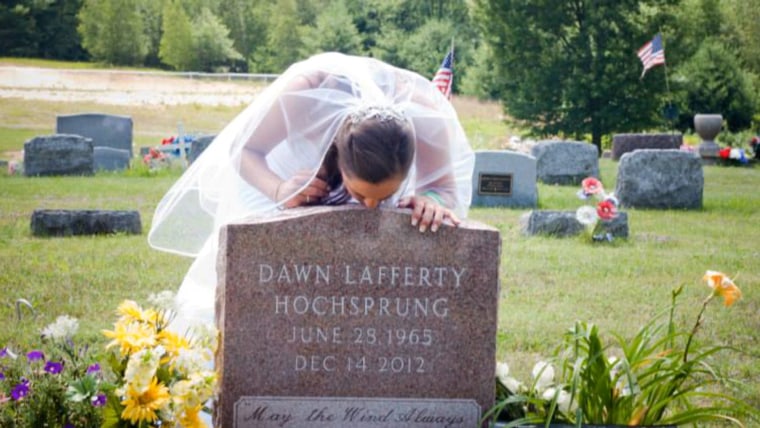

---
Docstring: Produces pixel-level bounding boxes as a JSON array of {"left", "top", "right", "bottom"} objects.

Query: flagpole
[{"left": 660, "top": 31, "right": 676, "bottom": 133}]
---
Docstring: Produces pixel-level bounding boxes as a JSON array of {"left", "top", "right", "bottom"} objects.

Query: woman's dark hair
[{"left": 331, "top": 111, "right": 415, "bottom": 184}]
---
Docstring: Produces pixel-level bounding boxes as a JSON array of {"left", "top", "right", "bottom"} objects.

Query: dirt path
[{"left": 0, "top": 66, "right": 267, "bottom": 106}]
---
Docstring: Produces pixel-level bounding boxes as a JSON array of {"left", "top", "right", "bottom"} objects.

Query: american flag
[
  {"left": 637, "top": 33, "right": 666, "bottom": 78},
  {"left": 432, "top": 48, "right": 454, "bottom": 99}
]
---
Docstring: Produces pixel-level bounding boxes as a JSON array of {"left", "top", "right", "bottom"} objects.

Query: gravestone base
[
  {"left": 30, "top": 209, "right": 142, "bottom": 236},
  {"left": 520, "top": 210, "right": 628, "bottom": 239},
  {"left": 215, "top": 206, "right": 501, "bottom": 428}
]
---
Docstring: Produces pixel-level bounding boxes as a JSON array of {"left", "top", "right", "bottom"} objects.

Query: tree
[
  {"left": 191, "top": 7, "right": 243, "bottom": 72},
  {"left": 159, "top": 0, "right": 195, "bottom": 70},
  {"left": 260, "top": 0, "right": 304, "bottom": 73},
  {"left": 78, "top": 0, "right": 148, "bottom": 65},
  {"left": 300, "top": 0, "right": 362, "bottom": 57},
  {"left": 674, "top": 39, "right": 756, "bottom": 132},
  {"left": 475, "top": 0, "right": 678, "bottom": 152}
]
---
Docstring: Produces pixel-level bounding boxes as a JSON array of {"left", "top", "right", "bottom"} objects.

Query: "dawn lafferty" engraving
[{"left": 257, "top": 263, "right": 467, "bottom": 288}]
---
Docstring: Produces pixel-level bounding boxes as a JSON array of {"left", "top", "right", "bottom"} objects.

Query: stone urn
[{"left": 694, "top": 113, "right": 722, "bottom": 160}]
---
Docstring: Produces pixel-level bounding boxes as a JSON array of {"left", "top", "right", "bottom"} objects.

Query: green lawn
[{"left": 0, "top": 60, "right": 757, "bottom": 422}]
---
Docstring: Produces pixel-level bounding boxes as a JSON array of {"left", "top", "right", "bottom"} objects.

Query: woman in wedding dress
[{"left": 148, "top": 52, "right": 475, "bottom": 333}]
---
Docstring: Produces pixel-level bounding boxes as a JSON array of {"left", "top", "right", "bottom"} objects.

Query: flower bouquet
[
  {"left": 0, "top": 315, "right": 106, "bottom": 427},
  {"left": 575, "top": 177, "right": 619, "bottom": 242},
  {"left": 101, "top": 293, "right": 218, "bottom": 428},
  {"left": 486, "top": 271, "right": 759, "bottom": 427}
]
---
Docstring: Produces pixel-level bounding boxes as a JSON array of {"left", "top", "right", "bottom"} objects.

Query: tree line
[{"left": 2, "top": 0, "right": 758, "bottom": 150}]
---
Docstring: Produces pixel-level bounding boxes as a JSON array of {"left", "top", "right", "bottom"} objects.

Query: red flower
[
  {"left": 596, "top": 199, "right": 617, "bottom": 221},
  {"left": 581, "top": 177, "right": 604, "bottom": 196},
  {"left": 718, "top": 148, "right": 731, "bottom": 159}
]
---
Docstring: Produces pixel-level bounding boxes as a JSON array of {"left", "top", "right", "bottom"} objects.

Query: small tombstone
[
  {"left": 94, "top": 146, "right": 131, "bottom": 171},
  {"left": 531, "top": 141, "right": 599, "bottom": 185},
  {"left": 30, "top": 209, "right": 142, "bottom": 236},
  {"left": 56, "top": 113, "right": 134, "bottom": 158},
  {"left": 188, "top": 135, "right": 215, "bottom": 164},
  {"left": 520, "top": 210, "right": 628, "bottom": 239},
  {"left": 615, "top": 149, "right": 703, "bottom": 209},
  {"left": 215, "top": 206, "right": 501, "bottom": 428},
  {"left": 611, "top": 133, "right": 682, "bottom": 161},
  {"left": 23, "top": 134, "right": 94, "bottom": 176},
  {"left": 471, "top": 150, "right": 537, "bottom": 208}
]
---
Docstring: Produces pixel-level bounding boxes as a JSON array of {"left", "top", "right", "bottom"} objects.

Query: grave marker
[
  {"left": 215, "top": 206, "right": 501, "bottom": 428},
  {"left": 471, "top": 151, "right": 537, "bottom": 208}
]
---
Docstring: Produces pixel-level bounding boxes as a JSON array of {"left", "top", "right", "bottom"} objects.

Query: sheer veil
[{"left": 147, "top": 52, "right": 474, "bottom": 330}]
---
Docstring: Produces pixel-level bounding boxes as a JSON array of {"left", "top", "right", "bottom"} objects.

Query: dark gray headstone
[
  {"left": 30, "top": 209, "right": 142, "bottom": 236},
  {"left": 615, "top": 149, "right": 703, "bottom": 209},
  {"left": 56, "top": 113, "right": 134, "bottom": 157},
  {"left": 216, "top": 206, "right": 501, "bottom": 428},
  {"left": 520, "top": 210, "right": 628, "bottom": 239},
  {"left": 188, "top": 135, "right": 215, "bottom": 164},
  {"left": 611, "top": 133, "right": 682, "bottom": 161},
  {"left": 471, "top": 150, "right": 537, "bottom": 208},
  {"left": 94, "top": 146, "right": 131, "bottom": 171},
  {"left": 531, "top": 141, "right": 599, "bottom": 185},
  {"left": 23, "top": 134, "right": 94, "bottom": 176}
]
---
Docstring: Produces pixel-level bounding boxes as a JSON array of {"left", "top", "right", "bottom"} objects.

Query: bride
[{"left": 147, "top": 52, "right": 475, "bottom": 333}]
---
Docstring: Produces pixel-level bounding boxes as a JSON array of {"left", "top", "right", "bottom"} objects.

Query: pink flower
[
  {"left": 596, "top": 199, "right": 617, "bottom": 221},
  {"left": 581, "top": 177, "right": 604, "bottom": 196}
]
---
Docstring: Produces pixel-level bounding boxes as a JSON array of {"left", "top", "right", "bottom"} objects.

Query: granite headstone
[
  {"left": 531, "top": 141, "right": 599, "bottom": 185},
  {"left": 56, "top": 113, "right": 134, "bottom": 158},
  {"left": 215, "top": 206, "right": 501, "bottom": 428},
  {"left": 611, "top": 133, "right": 682, "bottom": 161},
  {"left": 23, "top": 134, "right": 93, "bottom": 176},
  {"left": 188, "top": 135, "right": 216, "bottom": 164},
  {"left": 615, "top": 149, "right": 703, "bottom": 209},
  {"left": 94, "top": 146, "right": 131, "bottom": 171},
  {"left": 471, "top": 150, "right": 537, "bottom": 208},
  {"left": 30, "top": 209, "right": 142, "bottom": 236}
]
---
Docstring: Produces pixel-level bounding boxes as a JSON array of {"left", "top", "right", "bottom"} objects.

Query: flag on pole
[
  {"left": 637, "top": 33, "right": 666, "bottom": 78},
  {"left": 432, "top": 47, "right": 454, "bottom": 99}
]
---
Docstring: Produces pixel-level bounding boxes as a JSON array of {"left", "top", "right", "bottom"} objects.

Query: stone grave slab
[
  {"left": 615, "top": 150, "right": 703, "bottom": 209},
  {"left": 215, "top": 206, "right": 501, "bottom": 428},
  {"left": 94, "top": 146, "right": 131, "bottom": 171},
  {"left": 611, "top": 133, "right": 682, "bottom": 161},
  {"left": 188, "top": 134, "right": 216, "bottom": 163},
  {"left": 520, "top": 210, "right": 628, "bottom": 239},
  {"left": 471, "top": 150, "right": 537, "bottom": 208},
  {"left": 23, "top": 134, "right": 93, "bottom": 176},
  {"left": 56, "top": 113, "right": 134, "bottom": 157},
  {"left": 30, "top": 209, "right": 141, "bottom": 236},
  {"left": 531, "top": 140, "right": 599, "bottom": 185}
]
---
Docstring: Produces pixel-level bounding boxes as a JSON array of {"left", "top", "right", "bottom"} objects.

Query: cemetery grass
[{"left": 1, "top": 159, "right": 758, "bottom": 418}]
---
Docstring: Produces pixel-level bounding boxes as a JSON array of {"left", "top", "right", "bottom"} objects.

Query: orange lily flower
[{"left": 703, "top": 270, "right": 742, "bottom": 307}]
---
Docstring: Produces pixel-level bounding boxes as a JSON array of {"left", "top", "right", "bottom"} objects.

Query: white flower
[
  {"left": 541, "top": 388, "right": 573, "bottom": 413},
  {"left": 124, "top": 346, "right": 164, "bottom": 393},
  {"left": 496, "top": 362, "right": 510, "bottom": 382},
  {"left": 531, "top": 361, "right": 555, "bottom": 391},
  {"left": 174, "top": 348, "right": 209, "bottom": 375},
  {"left": 147, "top": 290, "right": 176, "bottom": 311},
  {"left": 503, "top": 376, "right": 524, "bottom": 393},
  {"left": 40, "top": 315, "right": 79, "bottom": 341},
  {"left": 575, "top": 205, "right": 598, "bottom": 226}
]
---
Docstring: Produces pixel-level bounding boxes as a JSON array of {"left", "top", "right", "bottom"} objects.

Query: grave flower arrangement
[
  {"left": 486, "top": 271, "right": 759, "bottom": 427},
  {"left": 0, "top": 315, "right": 106, "bottom": 427},
  {"left": 101, "top": 293, "right": 218, "bottom": 428},
  {"left": 575, "top": 177, "right": 619, "bottom": 242}
]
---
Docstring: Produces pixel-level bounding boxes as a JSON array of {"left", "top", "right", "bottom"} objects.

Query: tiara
[{"left": 347, "top": 104, "right": 408, "bottom": 126}]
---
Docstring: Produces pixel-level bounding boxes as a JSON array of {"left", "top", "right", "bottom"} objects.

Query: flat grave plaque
[
  {"left": 216, "top": 206, "right": 501, "bottom": 428},
  {"left": 478, "top": 173, "right": 513, "bottom": 196}
]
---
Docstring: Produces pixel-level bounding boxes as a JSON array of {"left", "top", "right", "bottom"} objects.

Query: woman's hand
[
  {"left": 397, "top": 194, "right": 460, "bottom": 233},
  {"left": 277, "top": 170, "right": 329, "bottom": 208}
]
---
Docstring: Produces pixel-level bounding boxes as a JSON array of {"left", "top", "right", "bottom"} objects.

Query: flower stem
[{"left": 683, "top": 294, "right": 713, "bottom": 363}]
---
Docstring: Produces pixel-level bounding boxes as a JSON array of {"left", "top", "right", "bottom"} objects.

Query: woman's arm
[{"left": 237, "top": 72, "right": 330, "bottom": 206}]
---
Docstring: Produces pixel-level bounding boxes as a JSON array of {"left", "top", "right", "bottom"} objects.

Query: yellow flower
[
  {"left": 116, "top": 300, "right": 163, "bottom": 326},
  {"left": 157, "top": 329, "right": 190, "bottom": 363},
  {"left": 703, "top": 270, "right": 742, "bottom": 307},
  {"left": 103, "top": 321, "right": 157, "bottom": 356},
  {"left": 120, "top": 377, "right": 171, "bottom": 424},
  {"left": 178, "top": 404, "right": 208, "bottom": 428}
]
